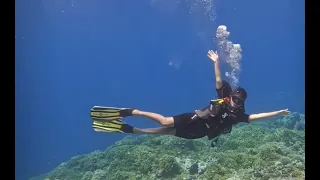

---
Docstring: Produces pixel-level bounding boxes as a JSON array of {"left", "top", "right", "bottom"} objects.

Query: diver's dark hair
[{"left": 222, "top": 80, "right": 232, "bottom": 91}]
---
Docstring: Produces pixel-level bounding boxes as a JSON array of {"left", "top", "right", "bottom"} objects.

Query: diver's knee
[{"left": 160, "top": 117, "right": 174, "bottom": 127}]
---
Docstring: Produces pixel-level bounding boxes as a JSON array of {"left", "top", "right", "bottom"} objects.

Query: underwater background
[{"left": 15, "top": 0, "right": 304, "bottom": 179}]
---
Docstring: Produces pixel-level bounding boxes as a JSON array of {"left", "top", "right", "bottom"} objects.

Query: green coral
[
  {"left": 157, "top": 155, "right": 182, "bottom": 178},
  {"left": 31, "top": 113, "right": 305, "bottom": 180}
]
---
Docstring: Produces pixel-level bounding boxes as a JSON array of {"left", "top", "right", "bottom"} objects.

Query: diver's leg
[
  {"left": 133, "top": 126, "right": 176, "bottom": 136},
  {"left": 132, "top": 110, "right": 175, "bottom": 127}
]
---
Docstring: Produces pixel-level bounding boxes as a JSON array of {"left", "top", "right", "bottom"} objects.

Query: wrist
[{"left": 275, "top": 110, "right": 282, "bottom": 115}]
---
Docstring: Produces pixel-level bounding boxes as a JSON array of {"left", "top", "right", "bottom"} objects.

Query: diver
[{"left": 90, "top": 50, "right": 290, "bottom": 145}]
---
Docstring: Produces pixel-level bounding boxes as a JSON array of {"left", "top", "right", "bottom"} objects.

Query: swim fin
[
  {"left": 92, "top": 119, "right": 133, "bottom": 133},
  {"left": 90, "top": 106, "right": 135, "bottom": 121}
]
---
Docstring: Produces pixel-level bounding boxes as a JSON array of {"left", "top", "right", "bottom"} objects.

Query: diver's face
[{"left": 230, "top": 96, "right": 244, "bottom": 107}]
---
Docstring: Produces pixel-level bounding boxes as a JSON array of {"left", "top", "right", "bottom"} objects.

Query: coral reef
[
  {"left": 30, "top": 112, "right": 305, "bottom": 180},
  {"left": 259, "top": 112, "right": 305, "bottom": 131}
]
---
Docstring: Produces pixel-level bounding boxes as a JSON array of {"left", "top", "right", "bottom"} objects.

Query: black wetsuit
[{"left": 173, "top": 81, "right": 250, "bottom": 139}]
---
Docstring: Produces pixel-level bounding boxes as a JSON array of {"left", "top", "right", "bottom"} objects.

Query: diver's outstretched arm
[
  {"left": 248, "top": 109, "right": 290, "bottom": 122},
  {"left": 207, "top": 50, "right": 223, "bottom": 89}
]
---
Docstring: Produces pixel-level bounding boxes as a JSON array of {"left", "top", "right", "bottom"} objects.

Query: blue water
[{"left": 15, "top": 0, "right": 304, "bottom": 179}]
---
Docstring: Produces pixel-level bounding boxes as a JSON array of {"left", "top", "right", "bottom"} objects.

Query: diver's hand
[
  {"left": 208, "top": 50, "right": 219, "bottom": 63},
  {"left": 278, "top": 109, "right": 290, "bottom": 116},
  {"left": 248, "top": 109, "right": 291, "bottom": 122}
]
